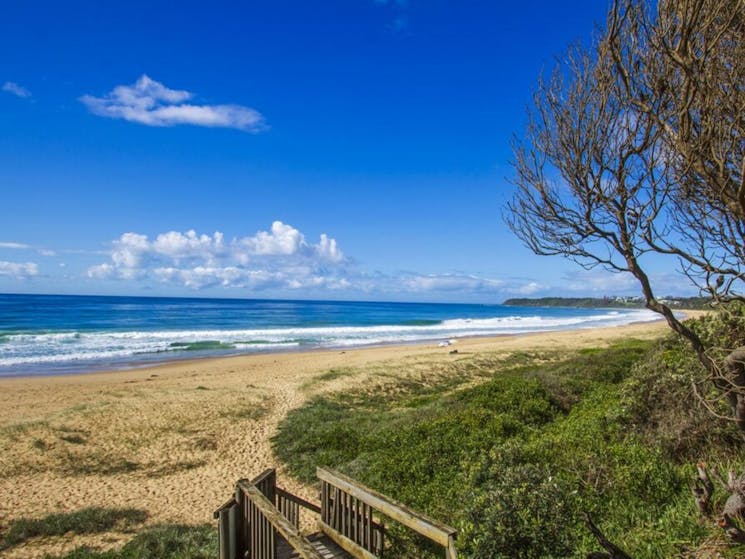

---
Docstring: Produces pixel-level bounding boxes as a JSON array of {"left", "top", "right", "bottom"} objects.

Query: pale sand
[{"left": 0, "top": 319, "right": 677, "bottom": 557}]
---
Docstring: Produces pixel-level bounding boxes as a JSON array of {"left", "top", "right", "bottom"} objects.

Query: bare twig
[{"left": 584, "top": 512, "right": 635, "bottom": 559}]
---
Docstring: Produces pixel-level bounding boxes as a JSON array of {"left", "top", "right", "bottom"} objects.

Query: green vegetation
[
  {"left": 42, "top": 525, "right": 216, "bottom": 559},
  {"left": 1, "top": 508, "right": 147, "bottom": 550},
  {"left": 1, "top": 509, "right": 214, "bottom": 559},
  {"left": 274, "top": 313, "right": 745, "bottom": 558}
]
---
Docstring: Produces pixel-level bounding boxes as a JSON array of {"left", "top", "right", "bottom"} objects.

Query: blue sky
[{"left": 0, "top": 1, "right": 690, "bottom": 303}]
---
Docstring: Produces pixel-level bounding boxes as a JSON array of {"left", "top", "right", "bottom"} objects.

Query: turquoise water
[{"left": 0, "top": 293, "right": 658, "bottom": 377}]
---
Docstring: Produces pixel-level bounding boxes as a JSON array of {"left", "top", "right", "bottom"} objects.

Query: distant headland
[{"left": 503, "top": 296, "right": 711, "bottom": 310}]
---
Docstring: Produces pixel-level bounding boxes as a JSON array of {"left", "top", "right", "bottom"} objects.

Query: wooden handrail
[
  {"left": 276, "top": 487, "right": 321, "bottom": 514},
  {"left": 213, "top": 497, "right": 237, "bottom": 519},
  {"left": 237, "top": 480, "right": 325, "bottom": 559},
  {"left": 250, "top": 469, "right": 277, "bottom": 487},
  {"left": 317, "top": 467, "right": 457, "bottom": 549}
]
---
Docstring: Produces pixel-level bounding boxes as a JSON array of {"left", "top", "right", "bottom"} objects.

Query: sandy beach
[{"left": 0, "top": 319, "right": 674, "bottom": 558}]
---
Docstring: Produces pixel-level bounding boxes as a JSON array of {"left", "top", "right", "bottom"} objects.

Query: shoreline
[
  {"left": 1, "top": 311, "right": 686, "bottom": 385},
  {"left": 0, "top": 308, "right": 671, "bottom": 381},
  {"left": 0, "top": 318, "right": 681, "bottom": 559}
]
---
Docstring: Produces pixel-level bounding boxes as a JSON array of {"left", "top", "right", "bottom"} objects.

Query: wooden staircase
[{"left": 214, "top": 468, "right": 458, "bottom": 559}]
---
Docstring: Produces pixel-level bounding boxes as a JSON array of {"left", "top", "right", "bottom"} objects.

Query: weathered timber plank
[
  {"left": 277, "top": 487, "right": 322, "bottom": 514},
  {"left": 319, "top": 521, "right": 378, "bottom": 559},
  {"left": 237, "top": 481, "right": 324, "bottom": 559},
  {"left": 317, "top": 468, "right": 456, "bottom": 547},
  {"left": 447, "top": 534, "right": 458, "bottom": 559},
  {"left": 280, "top": 533, "right": 352, "bottom": 559}
]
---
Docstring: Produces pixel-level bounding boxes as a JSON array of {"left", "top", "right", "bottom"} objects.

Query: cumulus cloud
[
  {"left": 0, "top": 261, "right": 38, "bottom": 279},
  {"left": 2, "top": 81, "right": 31, "bottom": 98},
  {"left": 87, "top": 222, "right": 346, "bottom": 290},
  {"left": 238, "top": 221, "right": 305, "bottom": 257},
  {"left": 80, "top": 75, "right": 266, "bottom": 132},
  {"left": 86, "top": 222, "right": 552, "bottom": 299},
  {"left": 234, "top": 221, "right": 345, "bottom": 263},
  {"left": 317, "top": 234, "right": 343, "bottom": 263},
  {"left": 152, "top": 230, "right": 225, "bottom": 262}
]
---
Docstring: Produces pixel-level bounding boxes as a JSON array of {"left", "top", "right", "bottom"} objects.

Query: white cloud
[
  {"left": 85, "top": 223, "right": 553, "bottom": 300},
  {"left": 152, "top": 230, "right": 225, "bottom": 262},
  {"left": 234, "top": 221, "right": 345, "bottom": 263},
  {"left": 317, "top": 234, "right": 344, "bottom": 263},
  {"left": 402, "top": 273, "right": 505, "bottom": 293},
  {"left": 2, "top": 81, "right": 31, "bottom": 98},
  {"left": 0, "top": 241, "right": 56, "bottom": 257},
  {"left": 80, "top": 75, "right": 266, "bottom": 132},
  {"left": 111, "top": 232, "right": 150, "bottom": 269},
  {"left": 239, "top": 221, "right": 305, "bottom": 257},
  {"left": 0, "top": 260, "right": 38, "bottom": 279},
  {"left": 154, "top": 266, "right": 268, "bottom": 290},
  {"left": 0, "top": 241, "right": 31, "bottom": 249},
  {"left": 562, "top": 270, "right": 640, "bottom": 294},
  {"left": 87, "top": 263, "right": 115, "bottom": 279},
  {"left": 514, "top": 281, "right": 543, "bottom": 295},
  {"left": 88, "top": 222, "right": 346, "bottom": 290}
]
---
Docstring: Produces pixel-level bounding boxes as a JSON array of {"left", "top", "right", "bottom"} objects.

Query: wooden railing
[
  {"left": 277, "top": 486, "right": 321, "bottom": 530},
  {"left": 238, "top": 481, "right": 323, "bottom": 559},
  {"left": 215, "top": 469, "right": 324, "bottom": 559},
  {"left": 317, "top": 467, "right": 458, "bottom": 559},
  {"left": 215, "top": 468, "right": 459, "bottom": 559}
]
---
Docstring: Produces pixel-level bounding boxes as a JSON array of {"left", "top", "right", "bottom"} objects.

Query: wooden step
[{"left": 278, "top": 532, "right": 353, "bottom": 559}]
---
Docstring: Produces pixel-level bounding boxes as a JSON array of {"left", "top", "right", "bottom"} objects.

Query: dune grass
[{"left": 273, "top": 334, "right": 742, "bottom": 558}]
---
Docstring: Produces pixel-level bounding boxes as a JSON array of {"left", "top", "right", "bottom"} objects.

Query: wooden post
[
  {"left": 447, "top": 534, "right": 458, "bottom": 559},
  {"left": 218, "top": 508, "right": 229, "bottom": 559},
  {"left": 228, "top": 503, "right": 240, "bottom": 559},
  {"left": 235, "top": 482, "right": 247, "bottom": 558}
]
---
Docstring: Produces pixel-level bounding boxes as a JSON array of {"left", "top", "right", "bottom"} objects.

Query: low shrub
[{"left": 273, "top": 337, "right": 734, "bottom": 557}]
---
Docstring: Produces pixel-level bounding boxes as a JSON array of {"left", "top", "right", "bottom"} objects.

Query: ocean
[{"left": 0, "top": 293, "right": 659, "bottom": 377}]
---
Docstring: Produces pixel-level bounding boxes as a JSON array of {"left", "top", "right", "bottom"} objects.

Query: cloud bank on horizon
[
  {"left": 80, "top": 75, "right": 267, "bottom": 132},
  {"left": 87, "top": 221, "right": 347, "bottom": 290},
  {"left": 0, "top": 218, "right": 678, "bottom": 299},
  {"left": 0, "top": 261, "right": 38, "bottom": 279},
  {"left": 83, "top": 220, "right": 532, "bottom": 296}
]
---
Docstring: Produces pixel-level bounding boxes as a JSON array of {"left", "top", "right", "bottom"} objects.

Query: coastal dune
[{"left": 0, "top": 320, "right": 671, "bottom": 558}]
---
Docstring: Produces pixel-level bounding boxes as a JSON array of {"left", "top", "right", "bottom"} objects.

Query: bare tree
[
  {"left": 506, "top": 0, "right": 745, "bottom": 431},
  {"left": 607, "top": 0, "right": 745, "bottom": 303}
]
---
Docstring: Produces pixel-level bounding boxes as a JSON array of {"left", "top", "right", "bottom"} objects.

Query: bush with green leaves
[
  {"left": 459, "top": 458, "right": 579, "bottom": 558},
  {"left": 622, "top": 311, "right": 745, "bottom": 462},
  {"left": 273, "top": 337, "right": 737, "bottom": 557}
]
